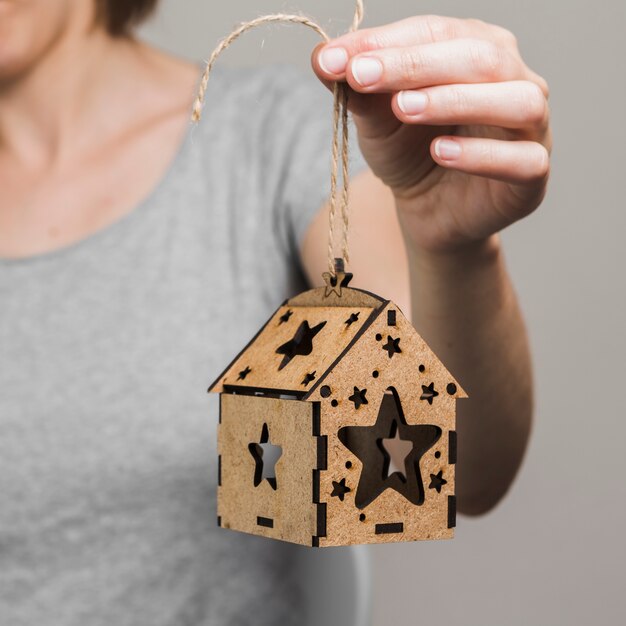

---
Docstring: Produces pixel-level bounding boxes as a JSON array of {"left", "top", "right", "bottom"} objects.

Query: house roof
[{"left": 208, "top": 285, "right": 466, "bottom": 401}]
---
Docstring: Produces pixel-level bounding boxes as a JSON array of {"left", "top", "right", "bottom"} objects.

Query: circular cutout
[
  {"left": 446, "top": 383, "right": 458, "bottom": 395},
  {"left": 372, "top": 370, "right": 379, "bottom": 378},
  {"left": 435, "top": 451, "right": 441, "bottom": 459},
  {"left": 331, "top": 399, "right": 339, "bottom": 407},
  {"left": 359, "top": 513, "right": 366, "bottom": 522},
  {"left": 345, "top": 461, "right": 352, "bottom": 469},
  {"left": 419, "top": 364, "right": 425, "bottom": 373},
  {"left": 375, "top": 333, "right": 382, "bottom": 341},
  {"left": 320, "top": 385, "right": 332, "bottom": 398}
]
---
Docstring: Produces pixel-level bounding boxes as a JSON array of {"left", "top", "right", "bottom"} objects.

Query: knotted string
[{"left": 192, "top": 1, "right": 365, "bottom": 275}]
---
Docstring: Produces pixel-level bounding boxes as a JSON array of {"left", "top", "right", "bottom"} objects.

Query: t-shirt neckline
[{"left": 0, "top": 117, "right": 195, "bottom": 269}]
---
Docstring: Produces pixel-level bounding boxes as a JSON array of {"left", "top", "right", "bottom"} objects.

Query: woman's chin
[
  {"left": 0, "top": 0, "right": 85, "bottom": 85},
  {"left": 0, "top": 39, "right": 39, "bottom": 84},
  {"left": 0, "top": 13, "right": 43, "bottom": 83}
]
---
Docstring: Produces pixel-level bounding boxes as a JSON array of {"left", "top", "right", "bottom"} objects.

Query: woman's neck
[
  {"left": 0, "top": 18, "right": 200, "bottom": 259},
  {"left": 0, "top": 26, "right": 154, "bottom": 170}
]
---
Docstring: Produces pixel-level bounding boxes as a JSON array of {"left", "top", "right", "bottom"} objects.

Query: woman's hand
[{"left": 312, "top": 15, "right": 551, "bottom": 254}]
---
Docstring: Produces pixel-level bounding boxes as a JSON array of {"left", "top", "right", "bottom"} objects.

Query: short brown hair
[{"left": 97, "top": 0, "right": 159, "bottom": 36}]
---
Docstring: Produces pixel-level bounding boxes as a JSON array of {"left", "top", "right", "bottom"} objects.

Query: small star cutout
[
  {"left": 382, "top": 336, "right": 402, "bottom": 358},
  {"left": 322, "top": 269, "right": 353, "bottom": 298},
  {"left": 348, "top": 387, "right": 368, "bottom": 409},
  {"left": 381, "top": 429, "right": 414, "bottom": 480},
  {"left": 276, "top": 320, "right": 327, "bottom": 370},
  {"left": 345, "top": 312, "right": 360, "bottom": 326},
  {"left": 237, "top": 366, "right": 251, "bottom": 381},
  {"left": 330, "top": 478, "right": 351, "bottom": 501},
  {"left": 248, "top": 423, "right": 282, "bottom": 490},
  {"left": 278, "top": 309, "right": 293, "bottom": 324},
  {"left": 420, "top": 382, "right": 439, "bottom": 405},
  {"left": 428, "top": 470, "right": 447, "bottom": 493},
  {"left": 301, "top": 371, "right": 316, "bottom": 387}
]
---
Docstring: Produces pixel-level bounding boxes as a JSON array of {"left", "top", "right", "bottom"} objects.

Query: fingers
[
  {"left": 315, "top": 39, "right": 525, "bottom": 94},
  {"left": 431, "top": 136, "right": 550, "bottom": 184},
  {"left": 392, "top": 81, "right": 549, "bottom": 130},
  {"left": 319, "top": 15, "right": 510, "bottom": 62}
]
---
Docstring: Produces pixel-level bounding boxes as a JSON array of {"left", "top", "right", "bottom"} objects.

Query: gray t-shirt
[{"left": 0, "top": 66, "right": 366, "bottom": 625}]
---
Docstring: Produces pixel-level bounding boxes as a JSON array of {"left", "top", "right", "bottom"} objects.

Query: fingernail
[
  {"left": 435, "top": 139, "right": 462, "bottom": 161},
  {"left": 319, "top": 47, "right": 349, "bottom": 75},
  {"left": 352, "top": 57, "right": 383, "bottom": 87},
  {"left": 397, "top": 91, "right": 428, "bottom": 116}
]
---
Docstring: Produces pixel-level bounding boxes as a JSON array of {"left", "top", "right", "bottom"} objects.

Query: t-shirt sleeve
[{"left": 255, "top": 65, "right": 369, "bottom": 260}]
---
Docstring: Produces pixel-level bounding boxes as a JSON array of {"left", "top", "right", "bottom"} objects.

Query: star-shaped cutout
[
  {"left": 322, "top": 269, "right": 353, "bottom": 298},
  {"left": 345, "top": 312, "right": 360, "bottom": 326},
  {"left": 420, "top": 382, "right": 439, "bottom": 405},
  {"left": 330, "top": 478, "right": 351, "bottom": 502},
  {"left": 237, "top": 366, "right": 251, "bottom": 381},
  {"left": 382, "top": 335, "right": 402, "bottom": 358},
  {"left": 248, "top": 423, "right": 282, "bottom": 490},
  {"left": 348, "top": 386, "right": 368, "bottom": 410},
  {"left": 276, "top": 320, "right": 327, "bottom": 370},
  {"left": 301, "top": 371, "right": 316, "bottom": 387},
  {"left": 381, "top": 429, "right": 414, "bottom": 480},
  {"left": 278, "top": 309, "right": 293, "bottom": 324},
  {"left": 338, "top": 387, "right": 442, "bottom": 508},
  {"left": 428, "top": 470, "right": 447, "bottom": 493}
]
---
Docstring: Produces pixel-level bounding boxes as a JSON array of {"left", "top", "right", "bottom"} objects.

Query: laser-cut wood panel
[
  {"left": 306, "top": 301, "right": 464, "bottom": 546},
  {"left": 210, "top": 305, "right": 377, "bottom": 396},
  {"left": 218, "top": 394, "right": 320, "bottom": 546}
]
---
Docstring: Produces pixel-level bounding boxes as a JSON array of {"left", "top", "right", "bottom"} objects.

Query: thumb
[{"left": 311, "top": 42, "right": 400, "bottom": 139}]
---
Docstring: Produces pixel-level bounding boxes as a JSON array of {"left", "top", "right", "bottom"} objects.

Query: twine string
[{"left": 192, "top": 1, "right": 365, "bottom": 275}]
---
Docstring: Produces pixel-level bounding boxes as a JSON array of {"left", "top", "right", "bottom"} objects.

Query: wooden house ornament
[{"left": 208, "top": 266, "right": 467, "bottom": 547}]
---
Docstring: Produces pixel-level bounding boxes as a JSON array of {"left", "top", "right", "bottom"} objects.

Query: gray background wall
[{"left": 140, "top": 2, "right": 625, "bottom": 624}]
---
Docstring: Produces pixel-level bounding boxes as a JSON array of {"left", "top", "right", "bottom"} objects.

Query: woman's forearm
[{"left": 406, "top": 232, "right": 533, "bottom": 515}]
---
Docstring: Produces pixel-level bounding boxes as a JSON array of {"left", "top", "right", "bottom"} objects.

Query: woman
[{"left": 0, "top": 0, "right": 551, "bottom": 623}]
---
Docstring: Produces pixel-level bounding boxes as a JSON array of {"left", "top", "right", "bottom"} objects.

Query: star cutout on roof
[
  {"left": 345, "top": 312, "right": 360, "bottom": 326},
  {"left": 420, "top": 382, "right": 439, "bottom": 405},
  {"left": 248, "top": 423, "right": 282, "bottom": 490},
  {"left": 237, "top": 366, "right": 251, "bottom": 381},
  {"left": 278, "top": 309, "right": 293, "bottom": 324},
  {"left": 276, "top": 320, "right": 327, "bottom": 371},
  {"left": 330, "top": 478, "right": 351, "bottom": 501},
  {"left": 338, "top": 387, "right": 442, "bottom": 508},
  {"left": 301, "top": 371, "right": 317, "bottom": 387},
  {"left": 382, "top": 336, "right": 402, "bottom": 358},
  {"left": 428, "top": 470, "right": 447, "bottom": 493},
  {"left": 348, "top": 387, "right": 368, "bottom": 410},
  {"left": 322, "top": 269, "right": 353, "bottom": 298}
]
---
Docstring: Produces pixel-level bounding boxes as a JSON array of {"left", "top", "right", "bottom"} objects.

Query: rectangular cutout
[
  {"left": 387, "top": 310, "right": 397, "bottom": 326},
  {"left": 375, "top": 522, "right": 404, "bottom": 535},
  {"left": 217, "top": 516, "right": 222, "bottom": 527},
  {"left": 448, "top": 495, "right": 457, "bottom": 529},
  {"left": 218, "top": 455, "right": 222, "bottom": 486},
  {"left": 449, "top": 431, "right": 457, "bottom": 465},
  {"left": 257, "top": 516, "right": 274, "bottom": 528},
  {"left": 317, "top": 503, "right": 327, "bottom": 537},
  {"left": 317, "top": 435, "right": 328, "bottom": 470},
  {"left": 312, "top": 469, "right": 320, "bottom": 504},
  {"left": 312, "top": 403, "right": 321, "bottom": 436}
]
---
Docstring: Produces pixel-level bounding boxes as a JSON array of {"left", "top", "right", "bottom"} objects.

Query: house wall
[
  {"left": 141, "top": 2, "right": 626, "bottom": 625},
  {"left": 309, "top": 302, "right": 457, "bottom": 546},
  {"left": 218, "top": 394, "right": 319, "bottom": 546}
]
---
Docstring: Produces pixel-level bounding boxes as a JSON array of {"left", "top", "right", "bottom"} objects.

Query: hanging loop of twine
[{"left": 192, "top": 1, "right": 365, "bottom": 275}]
